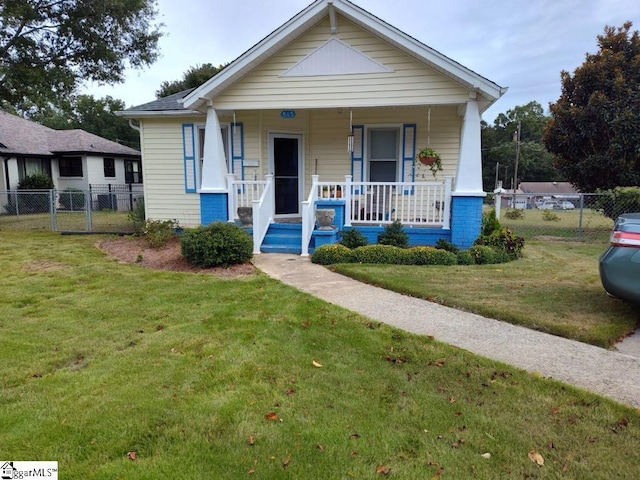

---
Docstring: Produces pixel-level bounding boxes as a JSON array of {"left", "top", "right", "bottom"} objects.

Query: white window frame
[{"left": 365, "top": 124, "right": 402, "bottom": 182}]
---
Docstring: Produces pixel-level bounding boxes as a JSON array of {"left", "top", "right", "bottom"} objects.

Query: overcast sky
[{"left": 83, "top": 0, "right": 640, "bottom": 122}]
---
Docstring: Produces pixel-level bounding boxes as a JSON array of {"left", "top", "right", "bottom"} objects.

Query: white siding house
[{"left": 121, "top": 0, "right": 506, "bottom": 254}]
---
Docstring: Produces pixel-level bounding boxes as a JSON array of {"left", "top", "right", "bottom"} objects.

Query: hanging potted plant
[{"left": 416, "top": 147, "right": 443, "bottom": 177}]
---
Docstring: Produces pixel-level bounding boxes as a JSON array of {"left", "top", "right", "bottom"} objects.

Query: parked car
[
  {"left": 538, "top": 201, "right": 561, "bottom": 210},
  {"left": 560, "top": 201, "right": 575, "bottom": 210},
  {"left": 599, "top": 213, "right": 640, "bottom": 303}
]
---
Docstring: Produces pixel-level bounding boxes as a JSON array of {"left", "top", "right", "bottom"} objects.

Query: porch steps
[{"left": 260, "top": 223, "right": 305, "bottom": 254}]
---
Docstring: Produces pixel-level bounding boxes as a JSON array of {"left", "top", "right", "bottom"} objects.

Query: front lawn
[
  {"left": 1, "top": 232, "right": 638, "bottom": 479},
  {"left": 331, "top": 241, "right": 639, "bottom": 347}
]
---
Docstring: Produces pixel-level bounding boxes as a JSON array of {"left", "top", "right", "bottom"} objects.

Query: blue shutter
[
  {"left": 182, "top": 123, "right": 197, "bottom": 193},
  {"left": 350, "top": 125, "right": 364, "bottom": 194},
  {"left": 402, "top": 124, "right": 416, "bottom": 194},
  {"left": 230, "top": 122, "right": 244, "bottom": 181}
]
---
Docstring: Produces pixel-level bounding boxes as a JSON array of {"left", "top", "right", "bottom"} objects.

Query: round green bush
[
  {"left": 377, "top": 220, "right": 408, "bottom": 248},
  {"left": 311, "top": 244, "right": 353, "bottom": 265},
  {"left": 339, "top": 228, "right": 369, "bottom": 249},
  {"left": 351, "top": 244, "right": 404, "bottom": 264},
  {"left": 180, "top": 222, "right": 253, "bottom": 267},
  {"left": 411, "top": 246, "right": 457, "bottom": 265},
  {"left": 467, "top": 245, "right": 510, "bottom": 265},
  {"left": 456, "top": 250, "right": 474, "bottom": 265}
]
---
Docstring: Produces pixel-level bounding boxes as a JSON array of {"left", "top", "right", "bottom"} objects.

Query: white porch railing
[
  {"left": 227, "top": 175, "right": 268, "bottom": 222},
  {"left": 227, "top": 174, "right": 273, "bottom": 254},
  {"left": 301, "top": 174, "right": 320, "bottom": 257},
  {"left": 347, "top": 177, "right": 453, "bottom": 227}
]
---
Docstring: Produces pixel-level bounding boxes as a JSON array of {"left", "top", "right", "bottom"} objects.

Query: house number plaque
[{"left": 280, "top": 110, "right": 296, "bottom": 118}]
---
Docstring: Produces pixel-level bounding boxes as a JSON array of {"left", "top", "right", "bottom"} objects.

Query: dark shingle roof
[
  {"left": 0, "top": 110, "right": 140, "bottom": 157},
  {"left": 124, "top": 88, "right": 196, "bottom": 112}
]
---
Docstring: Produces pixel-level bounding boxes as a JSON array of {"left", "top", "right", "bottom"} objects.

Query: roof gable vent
[{"left": 281, "top": 37, "right": 393, "bottom": 77}]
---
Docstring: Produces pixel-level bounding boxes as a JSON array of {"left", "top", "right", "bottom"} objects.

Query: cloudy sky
[{"left": 83, "top": 0, "right": 639, "bottom": 122}]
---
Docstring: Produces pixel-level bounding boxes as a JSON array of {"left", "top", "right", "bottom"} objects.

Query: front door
[{"left": 271, "top": 134, "right": 302, "bottom": 216}]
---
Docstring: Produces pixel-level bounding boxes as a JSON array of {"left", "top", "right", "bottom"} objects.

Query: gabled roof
[
  {"left": 0, "top": 110, "right": 140, "bottom": 157},
  {"left": 182, "top": 0, "right": 506, "bottom": 111},
  {"left": 519, "top": 182, "right": 578, "bottom": 195},
  {"left": 120, "top": 88, "right": 201, "bottom": 118}
]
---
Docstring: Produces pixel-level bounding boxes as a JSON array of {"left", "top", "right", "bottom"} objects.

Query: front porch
[{"left": 201, "top": 174, "right": 482, "bottom": 255}]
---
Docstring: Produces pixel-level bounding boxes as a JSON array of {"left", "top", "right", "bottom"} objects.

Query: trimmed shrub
[
  {"left": 351, "top": 244, "right": 405, "bottom": 264},
  {"left": 456, "top": 250, "right": 474, "bottom": 265},
  {"left": 377, "top": 220, "right": 408, "bottom": 248},
  {"left": 435, "top": 238, "right": 459, "bottom": 254},
  {"left": 478, "top": 227, "right": 525, "bottom": 260},
  {"left": 181, "top": 222, "right": 253, "bottom": 267},
  {"left": 542, "top": 210, "right": 560, "bottom": 222},
  {"left": 58, "top": 188, "right": 86, "bottom": 210},
  {"left": 311, "top": 244, "right": 353, "bottom": 265},
  {"left": 504, "top": 208, "right": 525, "bottom": 220},
  {"left": 481, "top": 208, "right": 501, "bottom": 237},
  {"left": 411, "top": 246, "right": 457, "bottom": 265},
  {"left": 144, "top": 219, "right": 178, "bottom": 249},
  {"left": 467, "top": 245, "right": 510, "bottom": 265},
  {"left": 339, "top": 228, "right": 369, "bottom": 249},
  {"left": 18, "top": 173, "right": 54, "bottom": 190}
]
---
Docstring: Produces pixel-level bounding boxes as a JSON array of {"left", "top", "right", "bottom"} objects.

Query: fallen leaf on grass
[
  {"left": 376, "top": 465, "right": 390, "bottom": 475},
  {"left": 248, "top": 469, "right": 255, "bottom": 474},
  {"left": 316, "top": 444, "right": 324, "bottom": 451},
  {"left": 265, "top": 412, "right": 279, "bottom": 421},
  {"left": 481, "top": 452, "right": 491, "bottom": 459},
  {"left": 312, "top": 360, "right": 323, "bottom": 367},
  {"left": 285, "top": 388, "right": 296, "bottom": 395},
  {"left": 248, "top": 435, "right": 255, "bottom": 446},
  {"left": 126, "top": 451, "right": 137, "bottom": 461},
  {"left": 349, "top": 433, "right": 360, "bottom": 439},
  {"left": 528, "top": 450, "right": 544, "bottom": 466},
  {"left": 282, "top": 456, "right": 291, "bottom": 468}
]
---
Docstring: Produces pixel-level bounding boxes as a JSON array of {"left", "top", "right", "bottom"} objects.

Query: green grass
[
  {"left": 0, "top": 210, "right": 133, "bottom": 232},
  {"left": 331, "top": 241, "right": 639, "bottom": 348},
  {"left": 1, "top": 232, "right": 639, "bottom": 479}
]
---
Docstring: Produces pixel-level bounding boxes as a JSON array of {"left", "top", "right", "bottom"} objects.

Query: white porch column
[
  {"left": 454, "top": 100, "right": 484, "bottom": 195},
  {"left": 200, "top": 106, "right": 228, "bottom": 192}
]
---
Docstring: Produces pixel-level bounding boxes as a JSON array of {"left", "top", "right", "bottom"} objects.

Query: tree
[
  {"left": 543, "top": 22, "right": 640, "bottom": 192},
  {"left": 156, "top": 63, "right": 225, "bottom": 98},
  {"left": 30, "top": 95, "right": 140, "bottom": 149},
  {"left": 0, "top": 0, "right": 162, "bottom": 114},
  {"left": 482, "top": 101, "right": 560, "bottom": 191}
]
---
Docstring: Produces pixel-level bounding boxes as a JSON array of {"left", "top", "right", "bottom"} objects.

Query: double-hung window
[
  {"left": 368, "top": 128, "right": 399, "bottom": 182},
  {"left": 59, "top": 157, "right": 83, "bottom": 177}
]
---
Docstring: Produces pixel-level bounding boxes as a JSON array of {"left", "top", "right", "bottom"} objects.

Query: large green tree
[
  {"left": 482, "top": 101, "right": 560, "bottom": 191},
  {"left": 543, "top": 22, "right": 640, "bottom": 192},
  {"left": 0, "top": 0, "right": 162, "bottom": 113},
  {"left": 31, "top": 95, "right": 140, "bottom": 149},
  {"left": 156, "top": 63, "right": 225, "bottom": 98}
]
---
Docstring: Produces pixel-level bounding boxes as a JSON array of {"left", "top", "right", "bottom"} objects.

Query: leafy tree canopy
[
  {"left": 30, "top": 95, "right": 140, "bottom": 150},
  {"left": 0, "top": 0, "right": 162, "bottom": 114},
  {"left": 482, "top": 101, "right": 561, "bottom": 191},
  {"left": 156, "top": 63, "right": 226, "bottom": 98},
  {"left": 543, "top": 22, "right": 640, "bottom": 192}
]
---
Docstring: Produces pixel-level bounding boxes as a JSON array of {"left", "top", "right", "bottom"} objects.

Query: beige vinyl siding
[
  {"left": 232, "top": 106, "right": 460, "bottom": 186},
  {"left": 213, "top": 15, "right": 470, "bottom": 110},
  {"left": 140, "top": 117, "right": 203, "bottom": 226}
]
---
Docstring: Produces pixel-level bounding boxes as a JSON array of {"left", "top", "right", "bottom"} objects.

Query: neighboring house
[
  {"left": 120, "top": 0, "right": 506, "bottom": 254},
  {"left": 0, "top": 111, "right": 142, "bottom": 210}
]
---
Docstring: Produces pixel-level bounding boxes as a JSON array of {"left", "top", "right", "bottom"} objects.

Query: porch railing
[
  {"left": 227, "top": 175, "right": 268, "bottom": 222},
  {"left": 251, "top": 175, "right": 274, "bottom": 254},
  {"left": 301, "top": 175, "right": 320, "bottom": 256}
]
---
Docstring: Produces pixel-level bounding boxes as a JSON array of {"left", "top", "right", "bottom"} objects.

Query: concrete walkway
[{"left": 252, "top": 254, "right": 640, "bottom": 409}]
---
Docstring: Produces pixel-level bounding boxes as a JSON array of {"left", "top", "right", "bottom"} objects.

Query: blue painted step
[{"left": 261, "top": 223, "right": 305, "bottom": 254}]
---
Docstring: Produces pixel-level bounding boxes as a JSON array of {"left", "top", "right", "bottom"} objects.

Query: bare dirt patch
[{"left": 96, "top": 236, "right": 255, "bottom": 277}]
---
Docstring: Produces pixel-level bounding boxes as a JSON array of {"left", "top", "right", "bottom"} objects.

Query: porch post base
[
  {"left": 450, "top": 195, "right": 484, "bottom": 249},
  {"left": 201, "top": 193, "right": 229, "bottom": 225}
]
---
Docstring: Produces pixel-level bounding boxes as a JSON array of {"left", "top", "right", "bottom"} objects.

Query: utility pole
[
  {"left": 512, "top": 121, "right": 521, "bottom": 208},
  {"left": 495, "top": 161, "right": 500, "bottom": 190}
]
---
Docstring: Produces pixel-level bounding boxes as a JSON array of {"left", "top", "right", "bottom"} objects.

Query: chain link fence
[
  {"left": 491, "top": 192, "right": 628, "bottom": 243},
  {"left": 0, "top": 186, "right": 143, "bottom": 233}
]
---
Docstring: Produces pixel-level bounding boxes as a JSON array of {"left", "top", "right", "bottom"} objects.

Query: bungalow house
[
  {"left": 120, "top": 0, "right": 506, "bottom": 254},
  {"left": 0, "top": 110, "right": 142, "bottom": 211}
]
